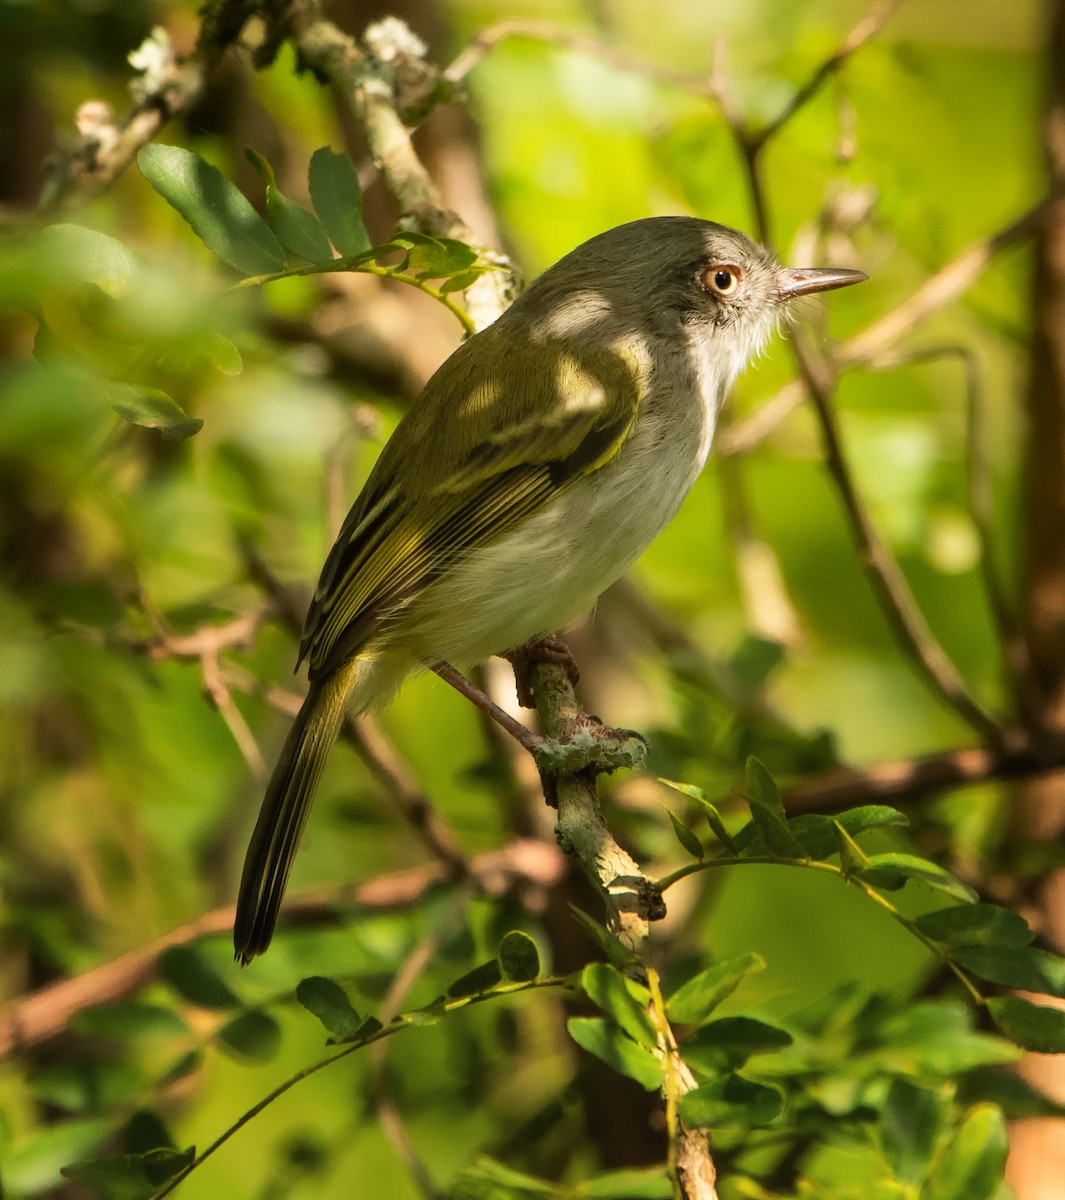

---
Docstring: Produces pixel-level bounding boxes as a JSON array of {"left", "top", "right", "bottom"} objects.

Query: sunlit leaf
[
  {"left": 308, "top": 146, "right": 370, "bottom": 256},
  {"left": 108, "top": 384, "right": 202, "bottom": 440},
  {"left": 138, "top": 144, "right": 284, "bottom": 275},
  {"left": 581, "top": 962, "right": 656, "bottom": 1048},
  {"left": 665, "top": 953, "right": 765, "bottom": 1025},
  {"left": 296, "top": 976, "right": 362, "bottom": 1040},
  {"left": 920, "top": 1104, "right": 1007, "bottom": 1200},
  {"left": 567, "top": 1018, "right": 664, "bottom": 1091}
]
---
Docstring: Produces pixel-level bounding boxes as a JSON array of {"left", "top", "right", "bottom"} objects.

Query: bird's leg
[
  {"left": 503, "top": 634, "right": 581, "bottom": 708},
  {"left": 430, "top": 661, "right": 543, "bottom": 755}
]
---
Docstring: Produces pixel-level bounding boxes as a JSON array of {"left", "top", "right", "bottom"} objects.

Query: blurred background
[{"left": 0, "top": 0, "right": 1057, "bottom": 1197}]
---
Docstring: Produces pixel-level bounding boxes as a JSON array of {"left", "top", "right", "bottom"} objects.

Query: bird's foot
[{"left": 503, "top": 635, "right": 581, "bottom": 708}]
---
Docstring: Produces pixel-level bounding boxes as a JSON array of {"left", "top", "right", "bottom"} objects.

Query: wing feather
[{"left": 300, "top": 328, "right": 643, "bottom": 678}]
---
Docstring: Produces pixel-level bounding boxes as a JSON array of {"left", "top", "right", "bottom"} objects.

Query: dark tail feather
[{"left": 234, "top": 665, "right": 356, "bottom": 964}]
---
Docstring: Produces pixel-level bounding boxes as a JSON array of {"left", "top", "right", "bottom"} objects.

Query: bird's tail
[{"left": 233, "top": 659, "right": 362, "bottom": 964}]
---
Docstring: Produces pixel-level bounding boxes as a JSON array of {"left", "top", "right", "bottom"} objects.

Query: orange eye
[{"left": 704, "top": 264, "right": 742, "bottom": 296}]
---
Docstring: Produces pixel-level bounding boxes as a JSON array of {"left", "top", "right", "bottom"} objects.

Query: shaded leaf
[
  {"left": 881, "top": 1078, "right": 945, "bottom": 1185},
  {"left": 859, "top": 854, "right": 978, "bottom": 903},
  {"left": 138, "top": 144, "right": 284, "bottom": 275},
  {"left": 61, "top": 1146, "right": 194, "bottom": 1200},
  {"left": 915, "top": 904, "right": 1033, "bottom": 949},
  {"left": 266, "top": 186, "right": 334, "bottom": 265},
  {"left": 579, "top": 1166, "right": 672, "bottom": 1197},
  {"left": 988, "top": 995, "right": 1065, "bottom": 1053},
  {"left": 296, "top": 976, "right": 362, "bottom": 1040},
  {"left": 3, "top": 1119, "right": 115, "bottom": 1197},
  {"left": 439, "top": 267, "right": 488, "bottom": 294},
  {"left": 919, "top": 1104, "right": 1007, "bottom": 1200},
  {"left": 217, "top": 1010, "right": 281, "bottom": 1063},
  {"left": 499, "top": 930, "right": 540, "bottom": 982},
  {"left": 447, "top": 959, "right": 503, "bottom": 998},
  {"left": 680, "top": 1015, "right": 792, "bottom": 1075},
  {"left": 959, "top": 1067, "right": 1065, "bottom": 1119},
  {"left": 784, "top": 806, "right": 909, "bottom": 861},
  {"left": 666, "top": 953, "right": 765, "bottom": 1025},
  {"left": 160, "top": 946, "right": 239, "bottom": 1009},
  {"left": 679, "top": 1074, "right": 784, "bottom": 1129},
  {"left": 308, "top": 147, "right": 370, "bottom": 256},
  {"left": 666, "top": 808, "right": 704, "bottom": 859},
  {"left": 954, "top": 945, "right": 1065, "bottom": 997},
  {"left": 581, "top": 962, "right": 656, "bottom": 1048},
  {"left": 834, "top": 820, "right": 869, "bottom": 874},
  {"left": 745, "top": 757, "right": 806, "bottom": 858},
  {"left": 567, "top": 1017, "right": 664, "bottom": 1091},
  {"left": 72, "top": 1002, "right": 188, "bottom": 1042},
  {"left": 108, "top": 384, "right": 202, "bottom": 440}
]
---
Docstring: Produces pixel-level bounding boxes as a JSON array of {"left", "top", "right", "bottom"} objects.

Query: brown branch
[
  {"left": 719, "top": 202, "right": 1048, "bottom": 457},
  {"left": 0, "top": 838, "right": 561, "bottom": 1059},
  {"left": 40, "top": 27, "right": 210, "bottom": 214},
  {"left": 750, "top": 0, "right": 906, "bottom": 150},
  {"left": 286, "top": 4, "right": 516, "bottom": 332},
  {"left": 783, "top": 731, "right": 1065, "bottom": 814}
]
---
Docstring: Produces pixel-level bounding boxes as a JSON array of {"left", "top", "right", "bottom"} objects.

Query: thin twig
[
  {"left": 432, "top": 662, "right": 543, "bottom": 756},
  {"left": 791, "top": 327, "right": 1005, "bottom": 741},
  {"left": 750, "top": 0, "right": 907, "bottom": 150},
  {"left": 0, "top": 839, "right": 561, "bottom": 1059},
  {"left": 719, "top": 201, "right": 1049, "bottom": 457},
  {"left": 868, "top": 345, "right": 1044, "bottom": 721}
]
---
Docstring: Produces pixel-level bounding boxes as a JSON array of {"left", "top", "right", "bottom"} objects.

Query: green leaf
[
  {"left": 108, "top": 384, "right": 202, "bottom": 440},
  {"left": 202, "top": 333, "right": 243, "bottom": 375},
  {"left": 569, "top": 904, "right": 640, "bottom": 967},
  {"left": 567, "top": 1017, "right": 664, "bottom": 1091},
  {"left": 988, "top": 995, "right": 1065, "bottom": 1052},
  {"left": 296, "top": 976, "right": 362, "bottom": 1039},
  {"left": 581, "top": 963, "right": 656, "bottom": 1048},
  {"left": 72, "top": 1002, "right": 188, "bottom": 1042},
  {"left": 217, "top": 1010, "right": 281, "bottom": 1063},
  {"left": 499, "top": 930, "right": 540, "bottom": 982},
  {"left": 679, "top": 1074, "right": 784, "bottom": 1129},
  {"left": 438, "top": 267, "right": 488, "bottom": 294},
  {"left": 38, "top": 224, "right": 138, "bottom": 297},
  {"left": 451, "top": 1156, "right": 554, "bottom": 1195},
  {"left": 859, "top": 854, "right": 978, "bottom": 903},
  {"left": 394, "top": 233, "right": 479, "bottom": 278},
  {"left": 4, "top": 1119, "right": 114, "bottom": 1196},
  {"left": 243, "top": 146, "right": 275, "bottom": 185},
  {"left": 745, "top": 757, "right": 806, "bottom": 858},
  {"left": 32, "top": 1060, "right": 144, "bottom": 1113},
  {"left": 308, "top": 147, "right": 370, "bottom": 256},
  {"left": 447, "top": 958, "right": 503, "bottom": 998},
  {"left": 881, "top": 1078, "right": 945, "bottom": 1185},
  {"left": 665, "top": 953, "right": 765, "bottom": 1025},
  {"left": 955, "top": 944, "right": 1065, "bottom": 996},
  {"left": 62, "top": 1146, "right": 195, "bottom": 1200},
  {"left": 578, "top": 1166, "right": 672, "bottom": 1197},
  {"left": 919, "top": 1104, "right": 1007, "bottom": 1200},
  {"left": 959, "top": 1068, "right": 1065, "bottom": 1119},
  {"left": 137, "top": 144, "right": 284, "bottom": 275},
  {"left": 266, "top": 186, "right": 335, "bottom": 265},
  {"left": 915, "top": 904, "right": 1033, "bottom": 949},
  {"left": 659, "top": 779, "right": 738, "bottom": 854},
  {"left": 776, "top": 806, "right": 909, "bottom": 862},
  {"left": 666, "top": 808, "right": 704, "bottom": 859},
  {"left": 160, "top": 946, "right": 240, "bottom": 1009},
  {"left": 680, "top": 1016, "right": 792, "bottom": 1075},
  {"left": 834, "top": 820, "right": 869, "bottom": 874}
]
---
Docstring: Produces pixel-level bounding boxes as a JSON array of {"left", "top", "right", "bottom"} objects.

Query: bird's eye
[{"left": 703, "top": 264, "right": 742, "bottom": 296}]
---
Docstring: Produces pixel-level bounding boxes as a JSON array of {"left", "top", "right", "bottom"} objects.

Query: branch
[
  {"left": 40, "top": 26, "right": 209, "bottom": 213},
  {"left": 286, "top": 4, "right": 516, "bottom": 332},
  {"left": 0, "top": 838, "right": 562, "bottom": 1059},
  {"left": 719, "top": 201, "right": 1049, "bottom": 457}
]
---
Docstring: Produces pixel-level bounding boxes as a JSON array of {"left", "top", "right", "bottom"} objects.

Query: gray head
[{"left": 517, "top": 216, "right": 865, "bottom": 374}]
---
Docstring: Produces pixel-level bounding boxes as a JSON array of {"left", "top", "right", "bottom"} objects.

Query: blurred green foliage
[{"left": 0, "top": 0, "right": 1056, "bottom": 1197}]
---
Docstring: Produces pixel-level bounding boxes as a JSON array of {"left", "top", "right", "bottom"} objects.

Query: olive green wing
[{"left": 299, "top": 338, "right": 642, "bottom": 678}]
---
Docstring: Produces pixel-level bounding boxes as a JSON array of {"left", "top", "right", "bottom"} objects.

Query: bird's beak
[{"left": 776, "top": 266, "right": 868, "bottom": 299}]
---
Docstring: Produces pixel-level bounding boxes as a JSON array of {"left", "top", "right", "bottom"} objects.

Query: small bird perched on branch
[{"left": 234, "top": 215, "right": 865, "bottom": 963}]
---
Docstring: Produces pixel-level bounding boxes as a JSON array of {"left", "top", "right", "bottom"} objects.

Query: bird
[{"left": 234, "top": 215, "right": 866, "bottom": 962}]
